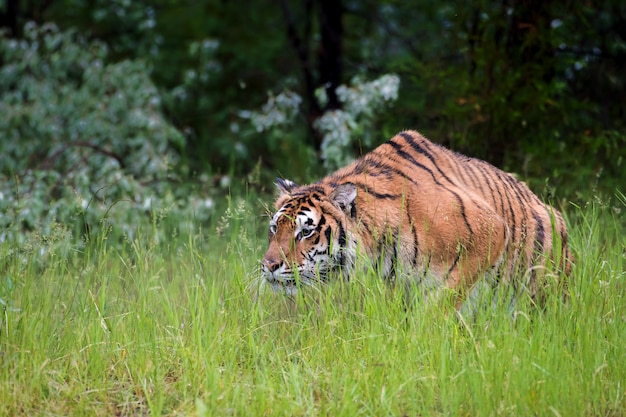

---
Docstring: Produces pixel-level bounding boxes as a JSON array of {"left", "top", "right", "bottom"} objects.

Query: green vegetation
[{"left": 1, "top": 196, "right": 624, "bottom": 416}]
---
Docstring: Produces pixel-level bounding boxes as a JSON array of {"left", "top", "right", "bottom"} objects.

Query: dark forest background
[{"left": 1, "top": 0, "right": 625, "bottom": 239}]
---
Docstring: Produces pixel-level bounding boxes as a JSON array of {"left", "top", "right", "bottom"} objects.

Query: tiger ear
[
  {"left": 330, "top": 183, "right": 357, "bottom": 214},
  {"left": 275, "top": 178, "right": 298, "bottom": 195}
]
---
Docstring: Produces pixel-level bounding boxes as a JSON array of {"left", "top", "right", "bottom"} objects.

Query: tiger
[{"left": 262, "top": 130, "right": 572, "bottom": 308}]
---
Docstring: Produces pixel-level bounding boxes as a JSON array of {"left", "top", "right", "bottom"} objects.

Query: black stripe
[
  {"left": 353, "top": 182, "right": 400, "bottom": 200},
  {"left": 360, "top": 218, "right": 372, "bottom": 237},
  {"left": 319, "top": 205, "right": 347, "bottom": 268},
  {"left": 387, "top": 228, "right": 399, "bottom": 281},
  {"left": 451, "top": 155, "right": 480, "bottom": 191},
  {"left": 421, "top": 254, "right": 432, "bottom": 284},
  {"left": 501, "top": 173, "right": 531, "bottom": 266},
  {"left": 440, "top": 149, "right": 465, "bottom": 186},
  {"left": 323, "top": 225, "right": 331, "bottom": 243},
  {"left": 293, "top": 185, "right": 325, "bottom": 197},
  {"left": 462, "top": 162, "right": 486, "bottom": 196},
  {"left": 559, "top": 224, "right": 569, "bottom": 271},
  {"left": 319, "top": 206, "right": 341, "bottom": 229},
  {"left": 529, "top": 205, "right": 548, "bottom": 283},
  {"left": 446, "top": 251, "right": 461, "bottom": 278},
  {"left": 389, "top": 244, "right": 398, "bottom": 281},
  {"left": 559, "top": 216, "right": 567, "bottom": 246},
  {"left": 338, "top": 252, "right": 346, "bottom": 269},
  {"left": 493, "top": 170, "right": 518, "bottom": 249},
  {"left": 327, "top": 177, "right": 401, "bottom": 200},
  {"left": 502, "top": 174, "right": 530, "bottom": 229},
  {"left": 397, "top": 132, "right": 454, "bottom": 183},
  {"left": 344, "top": 158, "right": 391, "bottom": 179},
  {"left": 374, "top": 147, "right": 475, "bottom": 239},
  {"left": 533, "top": 210, "right": 546, "bottom": 253},
  {"left": 404, "top": 198, "right": 419, "bottom": 267},
  {"left": 360, "top": 154, "right": 422, "bottom": 189},
  {"left": 438, "top": 149, "right": 504, "bottom": 221},
  {"left": 476, "top": 161, "right": 505, "bottom": 215},
  {"left": 384, "top": 140, "right": 441, "bottom": 185},
  {"left": 476, "top": 163, "right": 499, "bottom": 208},
  {"left": 338, "top": 224, "right": 346, "bottom": 247},
  {"left": 528, "top": 208, "right": 546, "bottom": 286},
  {"left": 554, "top": 210, "right": 568, "bottom": 255},
  {"left": 493, "top": 181, "right": 515, "bottom": 270},
  {"left": 315, "top": 215, "right": 326, "bottom": 232}
]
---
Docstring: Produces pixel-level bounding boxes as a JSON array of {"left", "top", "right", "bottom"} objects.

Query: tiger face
[{"left": 262, "top": 179, "right": 357, "bottom": 294}]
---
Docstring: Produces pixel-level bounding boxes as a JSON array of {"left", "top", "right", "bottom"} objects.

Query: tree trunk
[
  {"left": 0, "top": 0, "right": 18, "bottom": 37},
  {"left": 318, "top": 0, "right": 343, "bottom": 111}
]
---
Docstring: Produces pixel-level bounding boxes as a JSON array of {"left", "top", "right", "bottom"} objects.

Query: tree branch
[
  {"left": 279, "top": 0, "right": 322, "bottom": 148},
  {"left": 318, "top": 0, "right": 343, "bottom": 111},
  {"left": 39, "top": 140, "right": 126, "bottom": 171},
  {"left": 279, "top": 0, "right": 318, "bottom": 112}
]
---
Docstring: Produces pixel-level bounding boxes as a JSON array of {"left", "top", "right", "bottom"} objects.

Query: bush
[
  {"left": 0, "top": 23, "right": 214, "bottom": 246},
  {"left": 242, "top": 74, "right": 400, "bottom": 173}
]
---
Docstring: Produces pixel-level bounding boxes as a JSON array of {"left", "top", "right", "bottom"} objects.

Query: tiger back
[{"left": 262, "top": 130, "right": 572, "bottom": 305}]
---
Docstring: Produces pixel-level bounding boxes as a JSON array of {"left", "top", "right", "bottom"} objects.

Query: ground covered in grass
[{"left": 1, "top": 199, "right": 624, "bottom": 416}]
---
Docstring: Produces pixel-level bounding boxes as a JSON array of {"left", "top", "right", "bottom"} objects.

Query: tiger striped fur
[{"left": 262, "top": 130, "right": 572, "bottom": 306}]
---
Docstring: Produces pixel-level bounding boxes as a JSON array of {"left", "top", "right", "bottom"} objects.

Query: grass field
[{"left": 1, "top": 196, "right": 624, "bottom": 416}]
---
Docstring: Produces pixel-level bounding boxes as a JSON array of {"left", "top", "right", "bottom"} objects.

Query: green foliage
[
  {"left": 0, "top": 23, "right": 213, "bottom": 245},
  {"left": 44, "top": 0, "right": 160, "bottom": 59},
  {"left": 522, "top": 130, "right": 626, "bottom": 202}
]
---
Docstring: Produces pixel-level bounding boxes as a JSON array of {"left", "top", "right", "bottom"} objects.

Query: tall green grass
[{"left": 1, "top": 196, "right": 624, "bottom": 416}]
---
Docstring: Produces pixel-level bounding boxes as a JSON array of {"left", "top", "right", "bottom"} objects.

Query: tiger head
[{"left": 262, "top": 178, "right": 357, "bottom": 294}]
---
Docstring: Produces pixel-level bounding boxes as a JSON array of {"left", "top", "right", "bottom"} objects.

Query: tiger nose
[{"left": 263, "top": 258, "right": 281, "bottom": 272}]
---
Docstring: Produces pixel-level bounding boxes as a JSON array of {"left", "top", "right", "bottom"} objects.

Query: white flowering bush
[
  {"left": 336, "top": 74, "right": 400, "bottom": 116},
  {"left": 243, "top": 74, "right": 400, "bottom": 171},
  {"left": 241, "top": 90, "right": 303, "bottom": 133},
  {"left": 0, "top": 23, "right": 214, "bottom": 247},
  {"left": 315, "top": 74, "right": 400, "bottom": 169},
  {"left": 314, "top": 111, "right": 357, "bottom": 169}
]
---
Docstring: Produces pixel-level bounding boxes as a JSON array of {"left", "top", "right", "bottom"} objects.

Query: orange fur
[{"left": 262, "top": 130, "right": 572, "bottom": 303}]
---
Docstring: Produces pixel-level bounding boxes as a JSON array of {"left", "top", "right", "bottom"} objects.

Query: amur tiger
[{"left": 262, "top": 130, "right": 572, "bottom": 308}]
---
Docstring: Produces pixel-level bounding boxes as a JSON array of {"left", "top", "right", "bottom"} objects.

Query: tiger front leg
[
  {"left": 415, "top": 201, "right": 508, "bottom": 310},
  {"left": 444, "top": 210, "right": 509, "bottom": 310}
]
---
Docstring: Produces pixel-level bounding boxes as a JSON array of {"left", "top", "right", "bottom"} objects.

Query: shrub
[
  {"left": 243, "top": 74, "right": 400, "bottom": 172},
  {"left": 0, "top": 23, "right": 214, "bottom": 247}
]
